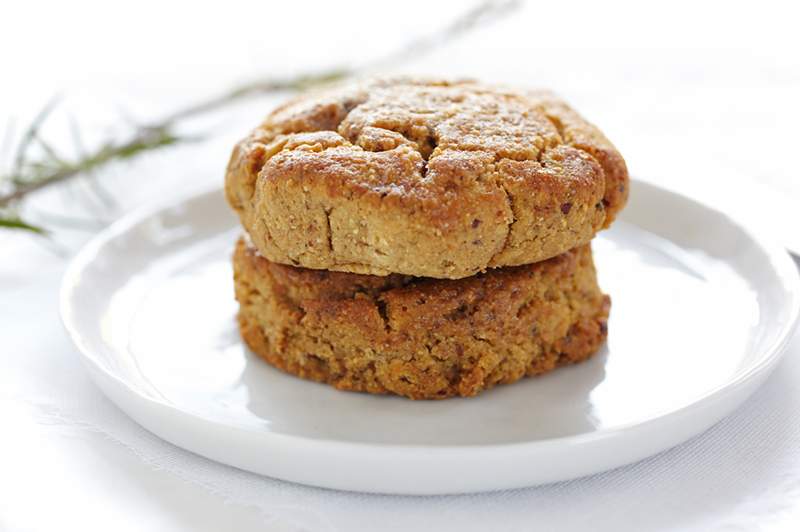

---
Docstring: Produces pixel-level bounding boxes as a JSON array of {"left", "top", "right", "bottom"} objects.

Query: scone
[
  {"left": 233, "top": 237, "right": 610, "bottom": 400},
  {"left": 226, "top": 77, "right": 628, "bottom": 279}
]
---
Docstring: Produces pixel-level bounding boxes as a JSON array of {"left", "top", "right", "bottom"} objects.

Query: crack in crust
[
  {"left": 225, "top": 77, "right": 629, "bottom": 279},
  {"left": 490, "top": 182, "right": 516, "bottom": 267}
]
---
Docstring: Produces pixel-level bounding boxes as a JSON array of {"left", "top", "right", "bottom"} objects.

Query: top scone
[{"left": 225, "top": 78, "right": 628, "bottom": 279}]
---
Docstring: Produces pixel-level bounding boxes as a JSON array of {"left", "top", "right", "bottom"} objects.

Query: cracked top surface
[{"left": 225, "top": 77, "right": 628, "bottom": 279}]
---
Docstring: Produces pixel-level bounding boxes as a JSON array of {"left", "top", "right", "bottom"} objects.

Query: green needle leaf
[{"left": 0, "top": 216, "right": 47, "bottom": 234}]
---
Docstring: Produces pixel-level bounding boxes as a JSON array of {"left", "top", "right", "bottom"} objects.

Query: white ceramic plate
[{"left": 60, "top": 180, "right": 800, "bottom": 495}]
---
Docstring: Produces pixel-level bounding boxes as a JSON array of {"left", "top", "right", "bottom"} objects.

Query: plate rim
[{"left": 59, "top": 179, "right": 800, "bottom": 462}]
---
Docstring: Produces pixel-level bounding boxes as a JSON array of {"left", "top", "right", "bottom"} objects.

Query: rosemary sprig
[
  {"left": 0, "top": 0, "right": 519, "bottom": 235},
  {"left": 0, "top": 215, "right": 46, "bottom": 234},
  {"left": 2, "top": 126, "right": 182, "bottom": 207}
]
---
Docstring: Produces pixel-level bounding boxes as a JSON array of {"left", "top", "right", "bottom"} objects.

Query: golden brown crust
[
  {"left": 226, "top": 78, "right": 629, "bottom": 279},
  {"left": 233, "top": 237, "right": 610, "bottom": 400}
]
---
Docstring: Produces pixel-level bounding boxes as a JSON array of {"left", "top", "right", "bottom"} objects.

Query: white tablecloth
[
  {"left": 3, "top": 251, "right": 800, "bottom": 532},
  {"left": 2, "top": 1, "right": 800, "bottom": 530}
]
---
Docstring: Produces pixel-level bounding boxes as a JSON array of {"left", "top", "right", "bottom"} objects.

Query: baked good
[
  {"left": 233, "top": 237, "right": 610, "bottom": 399},
  {"left": 225, "top": 78, "right": 628, "bottom": 279}
]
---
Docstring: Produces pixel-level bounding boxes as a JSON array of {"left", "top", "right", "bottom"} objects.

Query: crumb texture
[
  {"left": 225, "top": 77, "right": 629, "bottom": 279},
  {"left": 233, "top": 237, "right": 610, "bottom": 399}
]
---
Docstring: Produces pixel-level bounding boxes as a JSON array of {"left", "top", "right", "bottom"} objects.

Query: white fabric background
[{"left": 2, "top": 1, "right": 800, "bottom": 530}]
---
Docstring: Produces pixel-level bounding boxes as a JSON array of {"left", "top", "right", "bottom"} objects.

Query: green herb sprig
[{"left": 0, "top": 0, "right": 518, "bottom": 235}]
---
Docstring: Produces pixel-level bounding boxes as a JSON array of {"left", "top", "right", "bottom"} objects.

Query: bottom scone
[{"left": 233, "top": 237, "right": 610, "bottom": 400}]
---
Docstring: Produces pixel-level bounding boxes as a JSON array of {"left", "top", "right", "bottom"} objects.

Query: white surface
[
  {"left": 59, "top": 182, "right": 800, "bottom": 494},
  {"left": 4, "top": 0, "right": 800, "bottom": 528}
]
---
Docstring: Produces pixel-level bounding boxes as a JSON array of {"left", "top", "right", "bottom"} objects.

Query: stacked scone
[{"left": 225, "top": 78, "right": 628, "bottom": 399}]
